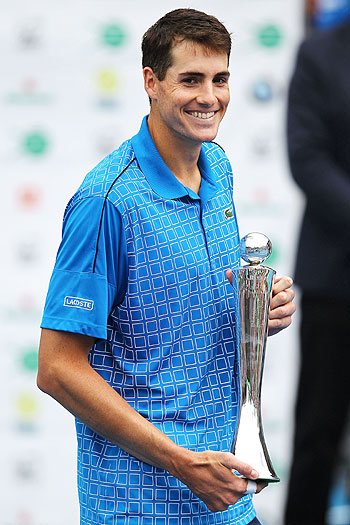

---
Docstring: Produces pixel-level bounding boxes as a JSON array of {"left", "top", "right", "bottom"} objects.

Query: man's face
[{"left": 149, "top": 40, "right": 230, "bottom": 146}]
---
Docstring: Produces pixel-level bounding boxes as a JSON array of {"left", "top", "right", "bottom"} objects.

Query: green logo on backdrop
[
  {"left": 23, "top": 132, "right": 48, "bottom": 155},
  {"left": 20, "top": 348, "right": 38, "bottom": 372},
  {"left": 102, "top": 24, "right": 127, "bottom": 47},
  {"left": 258, "top": 25, "right": 283, "bottom": 48}
]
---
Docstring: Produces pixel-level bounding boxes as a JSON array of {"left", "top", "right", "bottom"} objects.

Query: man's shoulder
[
  {"left": 201, "top": 141, "right": 233, "bottom": 192},
  {"left": 202, "top": 140, "right": 226, "bottom": 154},
  {"left": 300, "top": 22, "right": 349, "bottom": 62},
  {"left": 81, "top": 139, "right": 136, "bottom": 195},
  {"left": 76, "top": 138, "right": 138, "bottom": 197},
  {"left": 202, "top": 141, "right": 229, "bottom": 165},
  {"left": 202, "top": 141, "right": 231, "bottom": 173},
  {"left": 63, "top": 138, "right": 139, "bottom": 218}
]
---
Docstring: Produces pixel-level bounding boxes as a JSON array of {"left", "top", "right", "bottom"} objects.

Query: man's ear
[{"left": 143, "top": 67, "right": 158, "bottom": 102}]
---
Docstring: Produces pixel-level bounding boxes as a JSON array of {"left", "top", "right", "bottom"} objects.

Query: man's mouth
[{"left": 186, "top": 110, "right": 216, "bottom": 120}]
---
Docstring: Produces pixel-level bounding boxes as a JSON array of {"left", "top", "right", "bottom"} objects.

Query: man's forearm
[{"left": 37, "top": 329, "right": 185, "bottom": 475}]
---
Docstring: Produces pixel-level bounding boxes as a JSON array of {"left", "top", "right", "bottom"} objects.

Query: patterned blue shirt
[{"left": 41, "top": 116, "right": 256, "bottom": 524}]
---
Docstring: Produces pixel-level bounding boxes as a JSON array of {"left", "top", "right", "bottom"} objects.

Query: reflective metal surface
[
  {"left": 240, "top": 232, "right": 272, "bottom": 266},
  {"left": 231, "top": 233, "right": 280, "bottom": 483}
]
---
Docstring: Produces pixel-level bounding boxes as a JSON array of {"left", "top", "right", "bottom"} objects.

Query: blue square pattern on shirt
[{"left": 43, "top": 117, "right": 256, "bottom": 524}]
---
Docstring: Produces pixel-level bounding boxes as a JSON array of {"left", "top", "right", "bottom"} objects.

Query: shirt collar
[{"left": 131, "top": 115, "right": 220, "bottom": 203}]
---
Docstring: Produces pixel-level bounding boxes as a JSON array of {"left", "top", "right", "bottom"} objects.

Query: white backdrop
[{"left": 0, "top": 1, "right": 304, "bottom": 524}]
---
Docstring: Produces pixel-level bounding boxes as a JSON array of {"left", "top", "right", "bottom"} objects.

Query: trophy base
[
  {"left": 233, "top": 400, "right": 280, "bottom": 484},
  {"left": 241, "top": 475, "right": 280, "bottom": 484},
  {"left": 257, "top": 476, "right": 280, "bottom": 484}
]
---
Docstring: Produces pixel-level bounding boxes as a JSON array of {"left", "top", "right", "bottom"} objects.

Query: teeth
[{"left": 189, "top": 111, "right": 215, "bottom": 119}]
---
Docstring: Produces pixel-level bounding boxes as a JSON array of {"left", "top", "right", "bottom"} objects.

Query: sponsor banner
[{"left": 1, "top": 2, "right": 305, "bottom": 524}]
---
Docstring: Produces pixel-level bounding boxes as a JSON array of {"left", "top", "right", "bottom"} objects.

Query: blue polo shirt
[{"left": 41, "top": 116, "right": 256, "bottom": 525}]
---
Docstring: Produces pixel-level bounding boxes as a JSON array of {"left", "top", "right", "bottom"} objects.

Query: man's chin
[
  {"left": 201, "top": 124, "right": 221, "bottom": 142},
  {"left": 199, "top": 131, "right": 218, "bottom": 143},
  {"left": 176, "top": 125, "right": 219, "bottom": 146},
  {"left": 187, "top": 127, "right": 219, "bottom": 144}
]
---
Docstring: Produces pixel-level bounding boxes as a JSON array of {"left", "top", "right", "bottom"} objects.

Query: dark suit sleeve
[{"left": 287, "top": 41, "right": 350, "bottom": 244}]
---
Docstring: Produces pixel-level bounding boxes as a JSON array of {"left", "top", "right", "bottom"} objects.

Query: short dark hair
[{"left": 142, "top": 8, "right": 231, "bottom": 81}]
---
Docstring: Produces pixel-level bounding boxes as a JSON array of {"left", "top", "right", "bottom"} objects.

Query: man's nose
[{"left": 196, "top": 82, "right": 216, "bottom": 105}]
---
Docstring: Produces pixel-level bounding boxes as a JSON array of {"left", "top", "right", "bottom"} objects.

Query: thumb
[
  {"left": 226, "top": 269, "right": 233, "bottom": 285},
  {"left": 220, "top": 452, "right": 259, "bottom": 480}
]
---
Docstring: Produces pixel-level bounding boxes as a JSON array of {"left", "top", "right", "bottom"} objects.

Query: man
[
  {"left": 37, "top": 9, "right": 295, "bottom": 524},
  {"left": 284, "top": 19, "right": 350, "bottom": 525}
]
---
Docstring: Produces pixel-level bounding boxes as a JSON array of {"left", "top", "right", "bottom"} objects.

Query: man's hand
[
  {"left": 226, "top": 270, "right": 296, "bottom": 337},
  {"left": 268, "top": 276, "right": 296, "bottom": 336},
  {"left": 172, "top": 449, "right": 267, "bottom": 512}
]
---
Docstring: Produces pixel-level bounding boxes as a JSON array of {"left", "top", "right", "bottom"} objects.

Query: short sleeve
[{"left": 41, "top": 197, "right": 127, "bottom": 340}]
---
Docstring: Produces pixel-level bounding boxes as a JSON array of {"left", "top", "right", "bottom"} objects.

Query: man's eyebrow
[
  {"left": 215, "top": 71, "right": 230, "bottom": 78},
  {"left": 179, "top": 72, "right": 204, "bottom": 77},
  {"left": 179, "top": 71, "right": 230, "bottom": 77}
]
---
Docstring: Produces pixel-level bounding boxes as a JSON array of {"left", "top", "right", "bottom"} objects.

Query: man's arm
[{"left": 37, "top": 328, "right": 266, "bottom": 512}]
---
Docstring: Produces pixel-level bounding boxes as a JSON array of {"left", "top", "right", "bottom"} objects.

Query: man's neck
[{"left": 147, "top": 113, "right": 202, "bottom": 195}]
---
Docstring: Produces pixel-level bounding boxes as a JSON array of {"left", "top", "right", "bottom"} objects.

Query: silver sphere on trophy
[{"left": 231, "top": 232, "right": 280, "bottom": 483}]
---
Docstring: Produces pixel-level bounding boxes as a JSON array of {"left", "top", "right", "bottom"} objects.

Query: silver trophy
[{"left": 231, "top": 232, "right": 280, "bottom": 483}]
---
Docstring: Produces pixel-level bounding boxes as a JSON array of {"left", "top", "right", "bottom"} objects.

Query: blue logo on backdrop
[{"left": 64, "top": 296, "right": 94, "bottom": 311}]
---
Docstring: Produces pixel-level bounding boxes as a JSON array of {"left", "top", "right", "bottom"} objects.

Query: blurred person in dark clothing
[{"left": 284, "top": 20, "right": 350, "bottom": 525}]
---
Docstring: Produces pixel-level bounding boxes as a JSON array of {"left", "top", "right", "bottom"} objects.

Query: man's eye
[
  {"left": 182, "top": 78, "right": 197, "bottom": 85},
  {"left": 214, "top": 77, "right": 228, "bottom": 84}
]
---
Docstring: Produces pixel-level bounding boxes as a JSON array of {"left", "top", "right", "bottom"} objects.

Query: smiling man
[
  {"left": 144, "top": 39, "right": 230, "bottom": 195},
  {"left": 37, "top": 9, "right": 295, "bottom": 525}
]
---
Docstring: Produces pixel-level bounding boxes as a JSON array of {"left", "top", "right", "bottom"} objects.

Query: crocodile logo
[{"left": 224, "top": 208, "right": 234, "bottom": 219}]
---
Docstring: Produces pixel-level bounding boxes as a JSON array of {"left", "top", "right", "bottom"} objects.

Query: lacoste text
[{"left": 64, "top": 296, "right": 94, "bottom": 311}]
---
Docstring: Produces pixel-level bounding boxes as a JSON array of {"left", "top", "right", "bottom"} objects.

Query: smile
[{"left": 186, "top": 111, "right": 216, "bottom": 120}]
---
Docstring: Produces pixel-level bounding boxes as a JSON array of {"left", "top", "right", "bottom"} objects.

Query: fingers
[
  {"left": 181, "top": 450, "right": 268, "bottom": 513},
  {"left": 270, "top": 277, "right": 294, "bottom": 309},
  {"left": 243, "top": 479, "right": 267, "bottom": 495},
  {"left": 223, "top": 454, "right": 268, "bottom": 494},
  {"left": 268, "top": 304, "right": 295, "bottom": 335},
  {"left": 269, "top": 290, "right": 296, "bottom": 319},
  {"left": 243, "top": 479, "right": 258, "bottom": 494},
  {"left": 220, "top": 451, "right": 259, "bottom": 480},
  {"left": 268, "top": 275, "right": 296, "bottom": 336},
  {"left": 237, "top": 478, "right": 268, "bottom": 500},
  {"left": 272, "top": 275, "right": 293, "bottom": 295},
  {"left": 205, "top": 477, "right": 267, "bottom": 512},
  {"left": 226, "top": 269, "right": 233, "bottom": 285}
]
